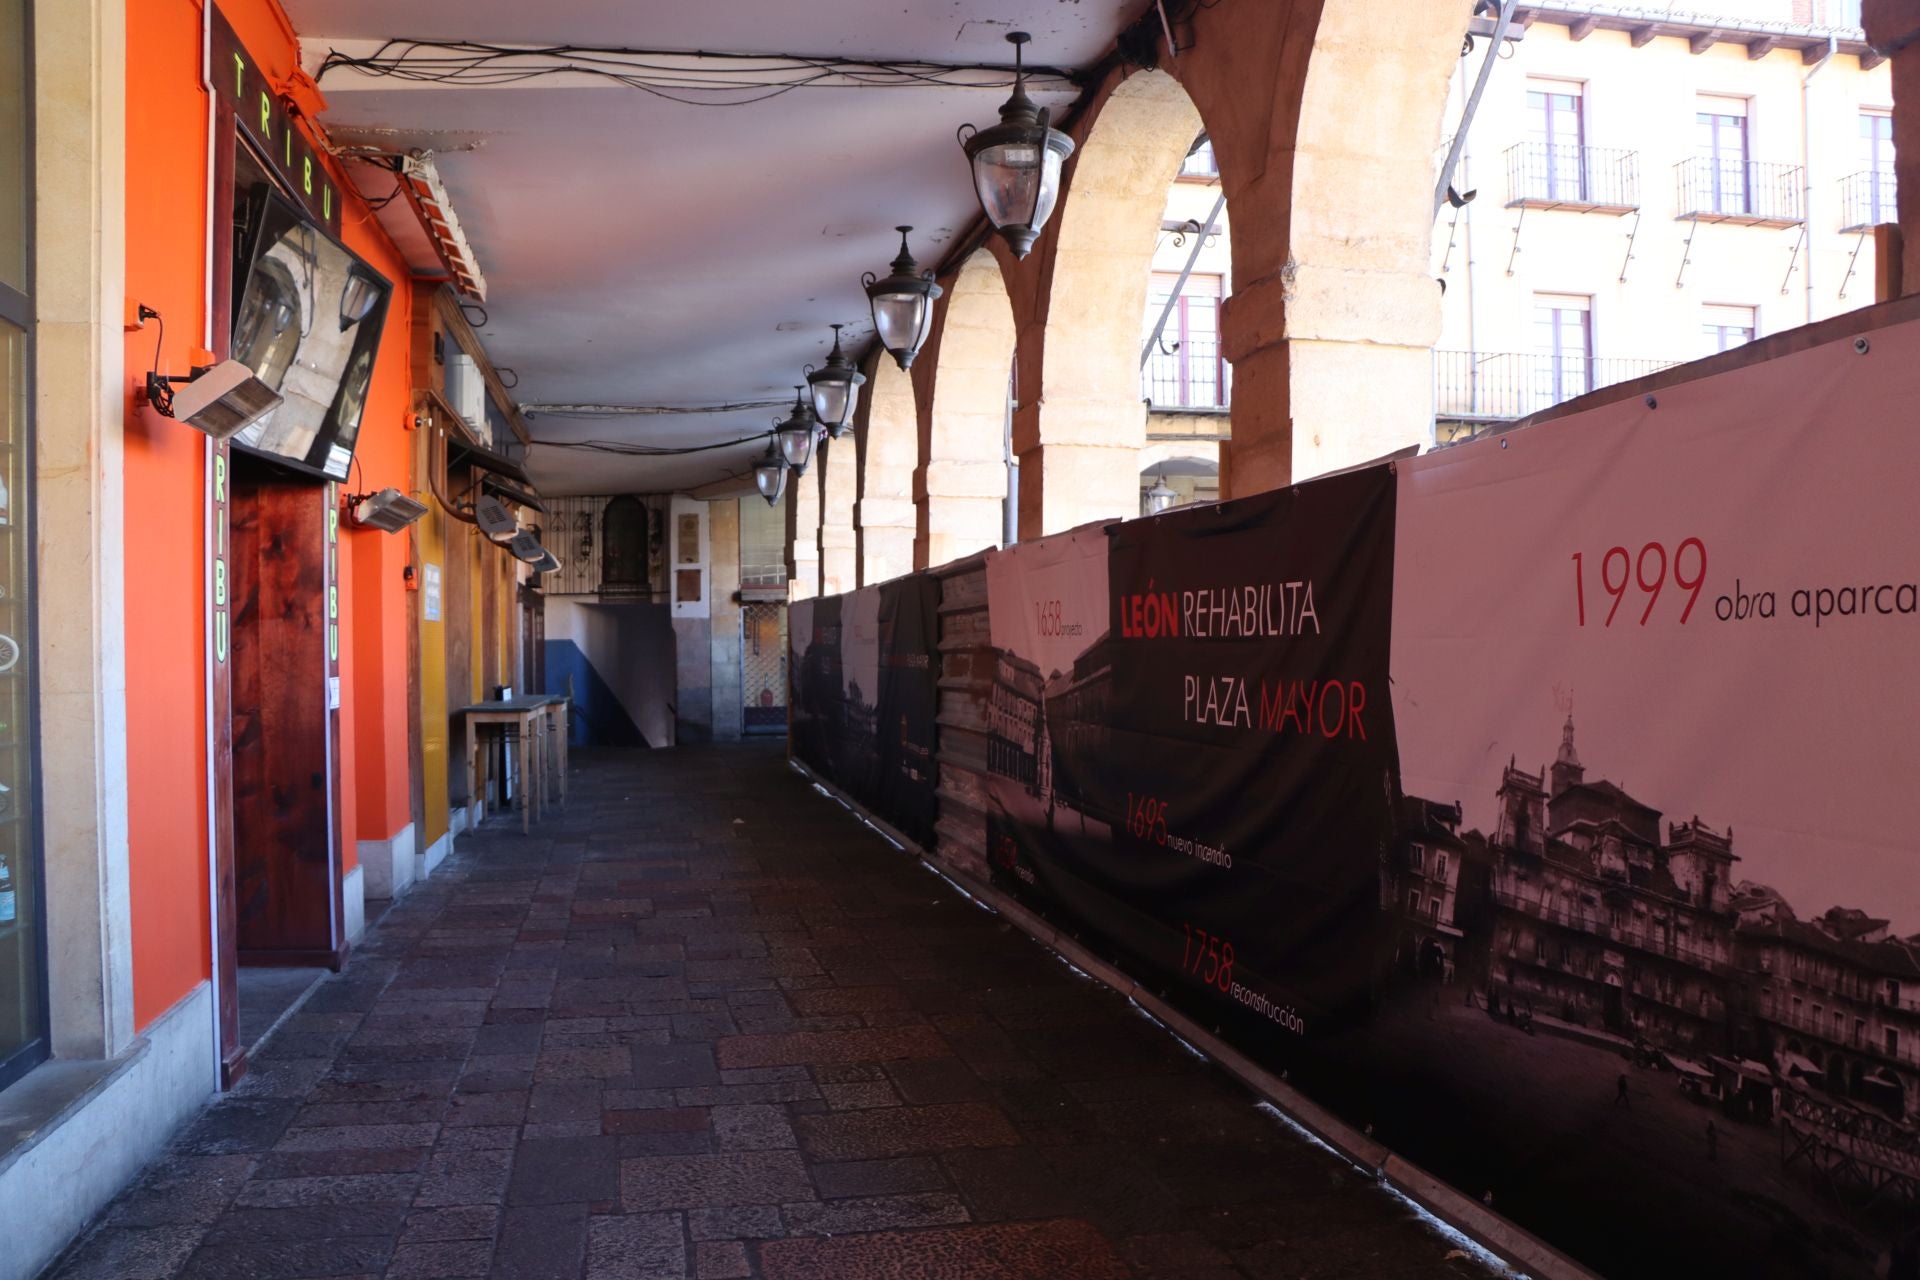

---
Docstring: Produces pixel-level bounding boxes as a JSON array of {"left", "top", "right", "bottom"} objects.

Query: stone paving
[{"left": 45, "top": 744, "right": 1497, "bottom": 1280}]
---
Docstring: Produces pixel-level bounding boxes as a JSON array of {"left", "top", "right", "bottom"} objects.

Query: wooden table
[{"left": 454, "top": 697, "right": 551, "bottom": 834}]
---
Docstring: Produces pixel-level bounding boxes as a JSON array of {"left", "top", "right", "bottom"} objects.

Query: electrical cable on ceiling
[
  {"left": 315, "top": 40, "right": 1078, "bottom": 106},
  {"left": 353, "top": 153, "right": 411, "bottom": 210},
  {"left": 523, "top": 400, "right": 790, "bottom": 417},
  {"left": 538, "top": 433, "right": 773, "bottom": 457}
]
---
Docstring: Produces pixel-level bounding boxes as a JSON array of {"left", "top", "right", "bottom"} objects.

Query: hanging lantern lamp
[
  {"left": 805, "top": 324, "right": 866, "bottom": 438},
  {"left": 773, "top": 386, "right": 819, "bottom": 476},
  {"left": 1144, "top": 474, "right": 1178, "bottom": 516},
  {"left": 752, "top": 441, "right": 788, "bottom": 507},
  {"left": 864, "top": 226, "right": 943, "bottom": 371},
  {"left": 957, "top": 32, "right": 1075, "bottom": 260}
]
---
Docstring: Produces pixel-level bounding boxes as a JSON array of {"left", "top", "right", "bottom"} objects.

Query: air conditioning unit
[{"left": 444, "top": 352, "right": 488, "bottom": 442}]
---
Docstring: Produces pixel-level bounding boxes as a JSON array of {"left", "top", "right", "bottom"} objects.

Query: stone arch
[
  {"left": 817, "top": 433, "right": 857, "bottom": 597},
  {"left": 915, "top": 247, "right": 1015, "bottom": 568},
  {"left": 1153, "top": 0, "right": 1475, "bottom": 494},
  {"left": 852, "top": 348, "right": 916, "bottom": 585},
  {"left": 1276, "top": 0, "right": 1473, "bottom": 480},
  {"left": 1023, "top": 68, "right": 1204, "bottom": 539}
]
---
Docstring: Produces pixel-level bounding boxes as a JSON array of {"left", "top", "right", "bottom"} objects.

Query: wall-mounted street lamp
[
  {"left": 473, "top": 493, "right": 519, "bottom": 541},
  {"left": 774, "top": 387, "right": 819, "bottom": 476},
  {"left": 805, "top": 324, "right": 865, "bottom": 438},
  {"left": 864, "top": 226, "right": 943, "bottom": 371},
  {"left": 958, "top": 32, "right": 1075, "bottom": 260},
  {"left": 1144, "top": 475, "right": 1178, "bottom": 516},
  {"left": 753, "top": 442, "right": 789, "bottom": 507}
]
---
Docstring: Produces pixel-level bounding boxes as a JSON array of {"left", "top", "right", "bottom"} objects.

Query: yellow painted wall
[
  {"left": 1435, "top": 24, "right": 1893, "bottom": 363},
  {"left": 415, "top": 430, "right": 449, "bottom": 852}
]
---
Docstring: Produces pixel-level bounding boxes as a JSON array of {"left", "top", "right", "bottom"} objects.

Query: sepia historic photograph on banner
[{"left": 1383, "top": 319, "right": 1920, "bottom": 1279}]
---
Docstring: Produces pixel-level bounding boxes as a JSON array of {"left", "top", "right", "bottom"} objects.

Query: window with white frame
[
  {"left": 1702, "top": 304, "right": 1756, "bottom": 354},
  {"left": 1532, "top": 293, "right": 1592, "bottom": 409},
  {"left": 1143, "top": 272, "right": 1225, "bottom": 409},
  {"left": 0, "top": 0, "right": 42, "bottom": 1095},
  {"left": 1179, "top": 136, "right": 1218, "bottom": 180},
  {"left": 1696, "top": 95, "right": 1751, "bottom": 216},
  {"left": 1861, "top": 110, "right": 1895, "bottom": 226},
  {"left": 1525, "top": 79, "right": 1586, "bottom": 202}
]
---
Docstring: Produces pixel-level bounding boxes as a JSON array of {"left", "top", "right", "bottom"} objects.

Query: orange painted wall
[
  {"left": 125, "top": 0, "right": 415, "bottom": 1029},
  {"left": 339, "top": 235, "right": 415, "bottom": 850},
  {"left": 124, "top": 0, "right": 214, "bottom": 1033}
]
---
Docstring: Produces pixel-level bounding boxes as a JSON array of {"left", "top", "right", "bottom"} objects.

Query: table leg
[
  {"left": 556, "top": 705, "right": 569, "bottom": 808},
  {"left": 469, "top": 725, "right": 484, "bottom": 831},
  {"left": 531, "top": 713, "right": 544, "bottom": 824},
  {"left": 541, "top": 706, "right": 555, "bottom": 807},
  {"left": 517, "top": 726, "right": 530, "bottom": 835}
]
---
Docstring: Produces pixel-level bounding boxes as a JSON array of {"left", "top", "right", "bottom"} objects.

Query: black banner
[
  {"left": 987, "top": 466, "right": 1400, "bottom": 1041},
  {"left": 789, "top": 581, "right": 939, "bottom": 847}
]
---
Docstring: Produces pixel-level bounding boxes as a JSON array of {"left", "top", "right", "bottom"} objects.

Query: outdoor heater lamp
[
  {"left": 147, "top": 358, "right": 283, "bottom": 440},
  {"left": 863, "top": 226, "right": 942, "bottom": 371},
  {"left": 774, "top": 387, "right": 820, "bottom": 477},
  {"left": 958, "top": 32, "right": 1075, "bottom": 261},
  {"left": 805, "top": 324, "right": 866, "bottom": 438},
  {"left": 753, "top": 442, "right": 789, "bottom": 507},
  {"left": 347, "top": 487, "right": 429, "bottom": 533}
]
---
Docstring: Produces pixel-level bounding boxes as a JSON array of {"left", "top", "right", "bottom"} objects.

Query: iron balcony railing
[
  {"left": 1492, "top": 888, "right": 1733, "bottom": 975},
  {"left": 1504, "top": 142, "right": 1640, "bottom": 211},
  {"left": 1143, "top": 335, "right": 1231, "bottom": 410},
  {"left": 740, "top": 560, "right": 788, "bottom": 589},
  {"left": 1674, "top": 156, "right": 1804, "bottom": 226},
  {"left": 1435, "top": 351, "right": 1680, "bottom": 438},
  {"left": 1760, "top": 1004, "right": 1920, "bottom": 1069},
  {"left": 1840, "top": 167, "right": 1898, "bottom": 231}
]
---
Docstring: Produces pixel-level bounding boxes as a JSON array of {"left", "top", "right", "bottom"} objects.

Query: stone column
[
  {"left": 915, "top": 250, "right": 1014, "bottom": 569},
  {"left": 1025, "top": 69, "right": 1197, "bottom": 537},
  {"left": 817, "top": 436, "right": 857, "bottom": 597},
  {"left": 707, "top": 499, "right": 743, "bottom": 741},
  {"left": 1865, "top": 0, "right": 1920, "bottom": 295},
  {"left": 917, "top": 459, "right": 1005, "bottom": 569},
  {"left": 855, "top": 355, "right": 917, "bottom": 584},
  {"left": 786, "top": 463, "right": 821, "bottom": 600}
]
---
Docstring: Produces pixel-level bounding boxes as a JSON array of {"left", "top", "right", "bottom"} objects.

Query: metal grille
[
  {"left": 541, "top": 495, "right": 668, "bottom": 597},
  {"left": 741, "top": 602, "right": 788, "bottom": 734},
  {"left": 1673, "top": 157, "right": 1804, "bottom": 225},
  {"left": 1142, "top": 336, "right": 1228, "bottom": 409},
  {"left": 1503, "top": 142, "right": 1640, "bottom": 210},
  {"left": 739, "top": 497, "right": 788, "bottom": 590},
  {"left": 1433, "top": 351, "right": 1681, "bottom": 443},
  {"left": 1840, "top": 167, "right": 1897, "bottom": 231}
]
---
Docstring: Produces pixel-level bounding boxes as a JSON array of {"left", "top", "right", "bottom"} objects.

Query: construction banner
[
  {"left": 787, "top": 581, "right": 939, "bottom": 845},
  {"left": 1374, "top": 321, "right": 1920, "bottom": 1279},
  {"left": 985, "top": 465, "right": 1401, "bottom": 1037}
]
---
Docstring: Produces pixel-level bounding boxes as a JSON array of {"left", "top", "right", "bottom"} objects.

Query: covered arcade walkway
[{"left": 44, "top": 746, "right": 1490, "bottom": 1280}]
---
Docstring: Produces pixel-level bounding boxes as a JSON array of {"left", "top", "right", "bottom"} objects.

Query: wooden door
[{"left": 229, "top": 458, "right": 343, "bottom": 966}]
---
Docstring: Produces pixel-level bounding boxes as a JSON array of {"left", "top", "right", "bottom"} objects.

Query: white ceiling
[{"left": 289, "top": 0, "right": 1151, "bottom": 495}]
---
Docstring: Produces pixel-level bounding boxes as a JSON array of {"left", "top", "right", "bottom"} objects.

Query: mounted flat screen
[{"left": 229, "top": 185, "right": 391, "bottom": 481}]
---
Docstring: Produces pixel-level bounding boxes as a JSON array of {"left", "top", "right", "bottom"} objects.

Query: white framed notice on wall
[
  {"left": 669, "top": 496, "right": 709, "bottom": 619},
  {"left": 423, "top": 563, "right": 442, "bottom": 622}
]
